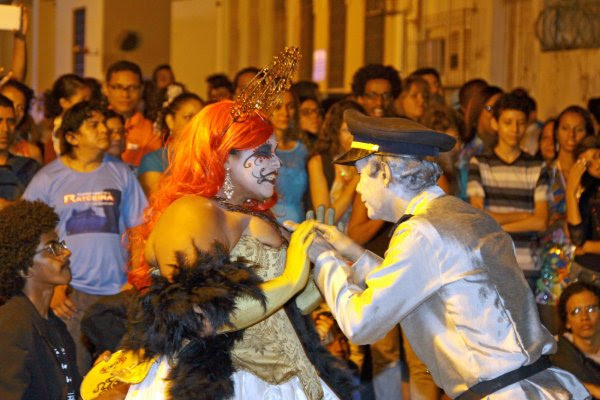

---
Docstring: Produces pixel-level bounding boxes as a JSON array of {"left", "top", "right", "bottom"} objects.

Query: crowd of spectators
[{"left": 0, "top": 17, "right": 598, "bottom": 399}]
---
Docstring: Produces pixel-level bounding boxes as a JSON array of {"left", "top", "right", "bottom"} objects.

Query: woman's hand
[
  {"left": 566, "top": 156, "right": 587, "bottom": 195},
  {"left": 284, "top": 220, "right": 316, "bottom": 290}
]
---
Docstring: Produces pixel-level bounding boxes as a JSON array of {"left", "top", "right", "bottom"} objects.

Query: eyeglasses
[
  {"left": 35, "top": 240, "right": 68, "bottom": 257},
  {"left": 568, "top": 304, "right": 599, "bottom": 317},
  {"left": 108, "top": 84, "right": 141, "bottom": 93},
  {"left": 363, "top": 92, "right": 393, "bottom": 102}
]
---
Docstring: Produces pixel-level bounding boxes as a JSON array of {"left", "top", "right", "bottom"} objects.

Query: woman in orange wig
[{"left": 84, "top": 100, "right": 352, "bottom": 400}]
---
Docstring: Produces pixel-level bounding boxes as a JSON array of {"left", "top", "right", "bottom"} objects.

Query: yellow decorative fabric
[
  {"left": 230, "top": 235, "right": 324, "bottom": 400},
  {"left": 80, "top": 350, "right": 158, "bottom": 400}
]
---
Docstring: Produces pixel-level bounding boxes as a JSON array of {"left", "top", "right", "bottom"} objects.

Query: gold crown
[{"left": 231, "top": 46, "right": 301, "bottom": 122}]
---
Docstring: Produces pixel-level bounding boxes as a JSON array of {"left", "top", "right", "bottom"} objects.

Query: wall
[
  {"left": 103, "top": 0, "right": 170, "bottom": 80},
  {"left": 32, "top": 0, "right": 55, "bottom": 94},
  {"left": 170, "top": 0, "right": 221, "bottom": 97},
  {"left": 54, "top": 0, "right": 104, "bottom": 79},
  {"left": 504, "top": 0, "right": 600, "bottom": 120}
]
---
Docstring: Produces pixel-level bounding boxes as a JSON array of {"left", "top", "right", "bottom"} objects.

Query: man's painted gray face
[{"left": 355, "top": 157, "right": 387, "bottom": 220}]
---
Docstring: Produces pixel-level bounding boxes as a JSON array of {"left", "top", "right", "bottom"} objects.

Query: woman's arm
[
  {"left": 10, "top": 5, "right": 27, "bottom": 82},
  {"left": 138, "top": 172, "right": 161, "bottom": 199},
  {"left": 149, "top": 196, "right": 314, "bottom": 331},
  {"left": 308, "top": 154, "right": 331, "bottom": 212}
]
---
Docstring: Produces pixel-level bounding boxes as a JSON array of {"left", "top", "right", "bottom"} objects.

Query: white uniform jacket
[{"left": 314, "top": 186, "right": 589, "bottom": 399}]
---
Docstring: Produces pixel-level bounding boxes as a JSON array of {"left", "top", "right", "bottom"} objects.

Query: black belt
[{"left": 456, "top": 356, "right": 552, "bottom": 400}]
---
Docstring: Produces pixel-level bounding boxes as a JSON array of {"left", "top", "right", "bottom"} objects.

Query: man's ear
[
  {"left": 491, "top": 116, "right": 499, "bottom": 132},
  {"left": 381, "top": 162, "right": 392, "bottom": 188},
  {"left": 65, "top": 131, "right": 78, "bottom": 147},
  {"left": 102, "top": 82, "right": 109, "bottom": 97}
]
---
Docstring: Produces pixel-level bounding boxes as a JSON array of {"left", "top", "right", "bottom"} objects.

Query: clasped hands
[{"left": 284, "top": 206, "right": 364, "bottom": 265}]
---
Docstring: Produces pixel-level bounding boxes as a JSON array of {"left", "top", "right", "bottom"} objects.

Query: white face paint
[
  {"left": 227, "top": 134, "right": 282, "bottom": 202},
  {"left": 355, "top": 157, "right": 388, "bottom": 220}
]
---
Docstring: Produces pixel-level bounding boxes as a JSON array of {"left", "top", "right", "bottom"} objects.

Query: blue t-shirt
[
  {"left": 23, "top": 155, "right": 148, "bottom": 295},
  {"left": 138, "top": 147, "right": 168, "bottom": 175},
  {"left": 273, "top": 141, "right": 308, "bottom": 223}
]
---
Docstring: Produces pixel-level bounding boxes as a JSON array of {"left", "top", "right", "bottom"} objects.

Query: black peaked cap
[{"left": 335, "top": 109, "right": 457, "bottom": 165}]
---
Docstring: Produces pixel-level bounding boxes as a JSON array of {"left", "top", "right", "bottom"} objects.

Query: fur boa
[{"left": 121, "top": 243, "right": 265, "bottom": 400}]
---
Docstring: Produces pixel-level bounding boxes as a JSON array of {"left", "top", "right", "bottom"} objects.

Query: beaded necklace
[{"left": 213, "top": 197, "right": 288, "bottom": 245}]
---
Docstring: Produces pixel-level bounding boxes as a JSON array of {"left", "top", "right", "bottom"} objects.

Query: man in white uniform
[{"left": 301, "top": 110, "right": 589, "bottom": 399}]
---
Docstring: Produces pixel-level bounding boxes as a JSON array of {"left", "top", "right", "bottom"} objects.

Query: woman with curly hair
[
  {"left": 307, "top": 99, "right": 365, "bottom": 225},
  {"left": 0, "top": 200, "right": 79, "bottom": 400}
]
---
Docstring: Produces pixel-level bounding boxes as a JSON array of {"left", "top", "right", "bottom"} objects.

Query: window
[{"left": 73, "top": 8, "right": 85, "bottom": 75}]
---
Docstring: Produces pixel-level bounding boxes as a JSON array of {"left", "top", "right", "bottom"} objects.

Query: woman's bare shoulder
[{"left": 153, "top": 196, "right": 228, "bottom": 243}]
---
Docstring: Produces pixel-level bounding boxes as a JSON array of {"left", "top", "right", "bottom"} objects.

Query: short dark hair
[
  {"left": 233, "top": 67, "right": 260, "bottom": 91},
  {"left": 152, "top": 64, "right": 173, "bottom": 82},
  {"left": 510, "top": 87, "right": 537, "bottom": 114},
  {"left": 103, "top": 109, "right": 125, "bottom": 125},
  {"left": 0, "top": 200, "right": 59, "bottom": 303},
  {"left": 59, "top": 101, "right": 105, "bottom": 156},
  {"left": 0, "top": 79, "right": 34, "bottom": 120},
  {"left": 587, "top": 97, "right": 600, "bottom": 125},
  {"left": 206, "top": 74, "right": 234, "bottom": 93},
  {"left": 106, "top": 60, "right": 143, "bottom": 83},
  {"left": 409, "top": 67, "right": 441, "bottom": 83},
  {"left": 351, "top": 64, "right": 402, "bottom": 99},
  {"left": 557, "top": 282, "right": 600, "bottom": 332},
  {"left": 491, "top": 93, "right": 531, "bottom": 120},
  {"left": 0, "top": 94, "right": 14, "bottom": 110}
]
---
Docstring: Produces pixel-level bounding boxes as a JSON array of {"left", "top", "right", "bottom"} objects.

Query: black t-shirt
[
  {"left": 0, "top": 294, "right": 81, "bottom": 400},
  {"left": 569, "top": 182, "right": 600, "bottom": 270}
]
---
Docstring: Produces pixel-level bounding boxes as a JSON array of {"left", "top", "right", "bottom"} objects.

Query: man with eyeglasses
[
  {"left": 552, "top": 282, "right": 600, "bottom": 398},
  {"left": 23, "top": 101, "right": 147, "bottom": 376},
  {"left": 0, "top": 200, "right": 81, "bottom": 400},
  {"left": 104, "top": 60, "right": 161, "bottom": 167}
]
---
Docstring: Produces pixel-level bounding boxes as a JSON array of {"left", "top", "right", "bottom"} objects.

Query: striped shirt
[{"left": 467, "top": 151, "right": 550, "bottom": 272}]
